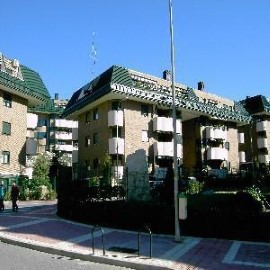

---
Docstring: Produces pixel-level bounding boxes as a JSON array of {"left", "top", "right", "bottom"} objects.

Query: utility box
[{"left": 178, "top": 193, "right": 187, "bottom": 220}]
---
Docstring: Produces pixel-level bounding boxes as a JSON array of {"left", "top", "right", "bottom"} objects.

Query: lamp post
[{"left": 169, "top": 0, "right": 181, "bottom": 242}]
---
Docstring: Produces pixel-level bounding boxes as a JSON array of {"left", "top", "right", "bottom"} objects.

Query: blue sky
[{"left": 1, "top": 0, "right": 269, "bottom": 101}]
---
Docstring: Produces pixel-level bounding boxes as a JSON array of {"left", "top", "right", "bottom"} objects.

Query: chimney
[
  {"left": 198, "top": 81, "right": 205, "bottom": 91},
  {"left": 163, "top": 70, "right": 171, "bottom": 81},
  {"left": 55, "top": 93, "right": 59, "bottom": 100}
]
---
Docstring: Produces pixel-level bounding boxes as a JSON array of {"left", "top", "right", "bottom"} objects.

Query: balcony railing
[
  {"left": 55, "top": 132, "right": 73, "bottom": 140},
  {"left": 239, "top": 151, "right": 246, "bottom": 163},
  {"left": 27, "top": 113, "right": 38, "bottom": 129},
  {"left": 238, "top": 133, "right": 245, "bottom": 144},
  {"left": 109, "top": 138, "right": 125, "bottom": 155},
  {"left": 256, "top": 121, "right": 267, "bottom": 132},
  {"left": 207, "top": 147, "right": 228, "bottom": 160},
  {"left": 257, "top": 137, "right": 268, "bottom": 149},
  {"left": 108, "top": 110, "right": 123, "bottom": 127},
  {"left": 53, "top": 119, "right": 77, "bottom": 129},
  {"left": 258, "top": 154, "right": 269, "bottom": 164},
  {"left": 205, "top": 127, "right": 227, "bottom": 140},
  {"left": 111, "top": 166, "right": 124, "bottom": 180},
  {"left": 26, "top": 138, "right": 37, "bottom": 155},
  {"left": 154, "top": 141, "right": 182, "bottom": 158},
  {"left": 55, "top": 144, "right": 73, "bottom": 152},
  {"left": 153, "top": 117, "right": 181, "bottom": 134}
]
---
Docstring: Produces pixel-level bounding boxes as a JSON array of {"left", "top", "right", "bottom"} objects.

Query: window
[
  {"left": 112, "top": 101, "right": 121, "bottom": 110},
  {"left": 93, "top": 158, "right": 99, "bottom": 170},
  {"left": 2, "top": 122, "right": 11, "bottom": 135},
  {"left": 85, "top": 136, "right": 91, "bottom": 146},
  {"left": 37, "top": 118, "right": 47, "bottom": 126},
  {"left": 93, "top": 108, "right": 99, "bottom": 120},
  {"left": 35, "top": 132, "right": 46, "bottom": 139},
  {"left": 85, "top": 112, "right": 91, "bottom": 123},
  {"left": 2, "top": 151, "right": 10, "bottom": 164},
  {"left": 93, "top": 132, "right": 98, "bottom": 144},
  {"left": 142, "top": 130, "right": 149, "bottom": 142},
  {"left": 112, "top": 127, "right": 121, "bottom": 138},
  {"left": 141, "top": 104, "right": 149, "bottom": 117},
  {"left": 3, "top": 92, "right": 12, "bottom": 108}
]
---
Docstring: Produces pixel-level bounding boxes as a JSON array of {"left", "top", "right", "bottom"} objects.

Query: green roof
[
  {"left": 28, "top": 100, "right": 64, "bottom": 115},
  {"left": 0, "top": 64, "right": 51, "bottom": 105},
  {"left": 241, "top": 95, "right": 270, "bottom": 114},
  {"left": 63, "top": 65, "right": 251, "bottom": 123}
]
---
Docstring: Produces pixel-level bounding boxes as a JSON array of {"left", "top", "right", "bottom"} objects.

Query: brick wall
[{"left": 0, "top": 90, "right": 27, "bottom": 174}]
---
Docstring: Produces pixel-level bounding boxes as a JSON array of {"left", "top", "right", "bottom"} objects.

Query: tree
[{"left": 30, "top": 152, "right": 54, "bottom": 190}]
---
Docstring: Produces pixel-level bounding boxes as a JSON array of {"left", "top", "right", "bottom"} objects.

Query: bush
[{"left": 186, "top": 179, "right": 204, "bottom": 194}]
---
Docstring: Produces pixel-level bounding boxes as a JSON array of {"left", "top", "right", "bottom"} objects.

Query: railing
[
  {"left": 91, "top": 225, "right": 105, "bottom": 256},
  {"left": 138, "top": 223, "right": 152, "bottom": 259}
]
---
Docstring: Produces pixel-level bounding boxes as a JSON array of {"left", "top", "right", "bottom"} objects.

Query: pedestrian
[
  {"left": 0, "top": 181, "right": 6, "bottom": 211},
  {"left": 11, "top": 182, "right": 19, "bottom": 212}
]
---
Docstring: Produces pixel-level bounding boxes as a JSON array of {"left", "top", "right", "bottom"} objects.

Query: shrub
[{"left": 186, "top": 179, "right": 204, "bottom": 194}]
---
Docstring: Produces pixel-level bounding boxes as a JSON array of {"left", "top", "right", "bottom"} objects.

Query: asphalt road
[{"left": 0, "top": 242, "right": 134, "bottom": 270}]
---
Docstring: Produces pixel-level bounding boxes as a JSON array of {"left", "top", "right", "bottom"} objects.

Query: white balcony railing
[
  {"left": 153, "top": 117, "right": 181, "bottom": 134},
  {"left": 111, "top": 166, "right": 124, "bottom": 180},
  {"left": 207, "top": 147, "right": 228, "bottom": 160},
  {"left": 206, "top": 127, "right": 227, "bottom": 140},
  {"left": 27, "top": 113, "right": 38, "bottom": 129},
  {"left": 55, "top": 132, "right": 73, "bottom": 140},
  {"left": 257, "top": 138, "right": 268, "bottom": 149},
  {"left": 108, "top": 110, "right": 124, "bottom": 127},
  {"left": 55, "top": 144, "right": 73, "bottom": 152},
  {"left": 154, "top": 142, "right": 182, "bottom": 158},
  {"left": 256, "top": 121, "right": 267, "bottom": 132},
  {"left": 258, "top": 154, "right": 269, "bottom": 164},
  {"left": 238, "top": 133, "right": 245, "bottom": 144},
  {"left": 239, "top": 151, "right": 246, "bottom": 163},
  {"left": 109, "top": 138, "right": 125, "bottom": 155},
  {"left": 53, "top": 119, "right": 77, "bottom": 129}
]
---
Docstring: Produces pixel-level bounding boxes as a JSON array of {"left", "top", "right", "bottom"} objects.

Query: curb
[{"left": 0, "top": 235, "right": 172, "bottom": 270}]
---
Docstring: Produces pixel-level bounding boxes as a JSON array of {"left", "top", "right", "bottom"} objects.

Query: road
[{"left": 0, "top": 242, "right": 134, "bottom": 270}]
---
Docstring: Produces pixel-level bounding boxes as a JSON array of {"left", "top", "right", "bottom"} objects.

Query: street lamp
[{"left": 169, "top": 0, "right": 181, "bottom": 242}]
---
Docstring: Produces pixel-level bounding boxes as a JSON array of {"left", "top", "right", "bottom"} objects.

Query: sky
[{"left": 1, "top": 0, "right": 269, "bottom": 101}]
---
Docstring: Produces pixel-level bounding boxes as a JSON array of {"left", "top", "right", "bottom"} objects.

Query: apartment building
[
  {"left": 0, "top": 52, "right": 51, "bottom": 177},
  {"left": 26, "top": 95, "right": 78, "bottom": 179},
  {"left": 238, "top": 95, "right": 270, "bottom": 169},
  {"left": 62, "top": 65, "right": 251, "bottom": 182}
]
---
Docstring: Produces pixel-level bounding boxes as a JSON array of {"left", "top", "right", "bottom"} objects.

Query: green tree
[{"left": 101, "top": 152, "right": 112, "bottom": 186}]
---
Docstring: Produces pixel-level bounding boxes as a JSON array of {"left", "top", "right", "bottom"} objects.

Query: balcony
[
  {"left": 258, "top": 154, "right": 269, "bottom": 164},
  {"left": 153, "top": 117, "right": 181, "bottom": 134},
  {"left": 27, "top": 113, "right": 38, "bottom": 129},
  {"left": 108, "top": 110, "right": 123, "bottom": 127},
  {"left": 238, "top": 133, "right": 245, "bottom": 144},
  {"left": 257, "top": 137, "right": 268, "bottom": 149},
  {"left": 206, "top": 127, "right": 227, "bottom": 141},
  {"left": 55, "top": 144, "right": 73, "bottom": 152},
  {"left": 207, "top": 147, "right": 228, "bottom": 160},
  {"left": 109, "top": 138, "right": 125, "bottom": 155},
  {"left": 55, "top": 132, "right": 72, "bottom": 140},
  {"left": 154, "top": 142, "right": 182, "bottom": 158},
  {"left": 72, "top": 127, "right": 78, "bottom": 140},
  {"left": 26, "top": 138, "right": 37, "bottom": 155},
  {"left": 239, "top": 151, "right": 246, "bottom": 163},
  {"left": 72, "top": 150, "right": 78, "bottom": 163},
  {"left": 37, "top": 138, "right": 46, "bottom": 146},
  {"left": 111, "top": 166, "right": 124, "bottom": 180},
  {"left": 53, "top": 119, "right": 77, "bottom": 129},
  {"left": 256, "top": 121, "right": 267, "bottom": 132}
]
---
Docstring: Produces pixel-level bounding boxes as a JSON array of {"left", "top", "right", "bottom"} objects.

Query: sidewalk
[{"left": 0, "top": 201, "right": 270, "bottom": 270}]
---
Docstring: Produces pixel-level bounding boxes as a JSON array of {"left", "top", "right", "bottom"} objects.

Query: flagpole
[{"left": 169, "top": 0, "right": 181, "bottom": 242}]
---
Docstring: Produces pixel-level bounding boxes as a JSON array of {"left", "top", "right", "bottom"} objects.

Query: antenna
[{"left": 90, "top": 31, "right": 97, "bottom": 78}]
